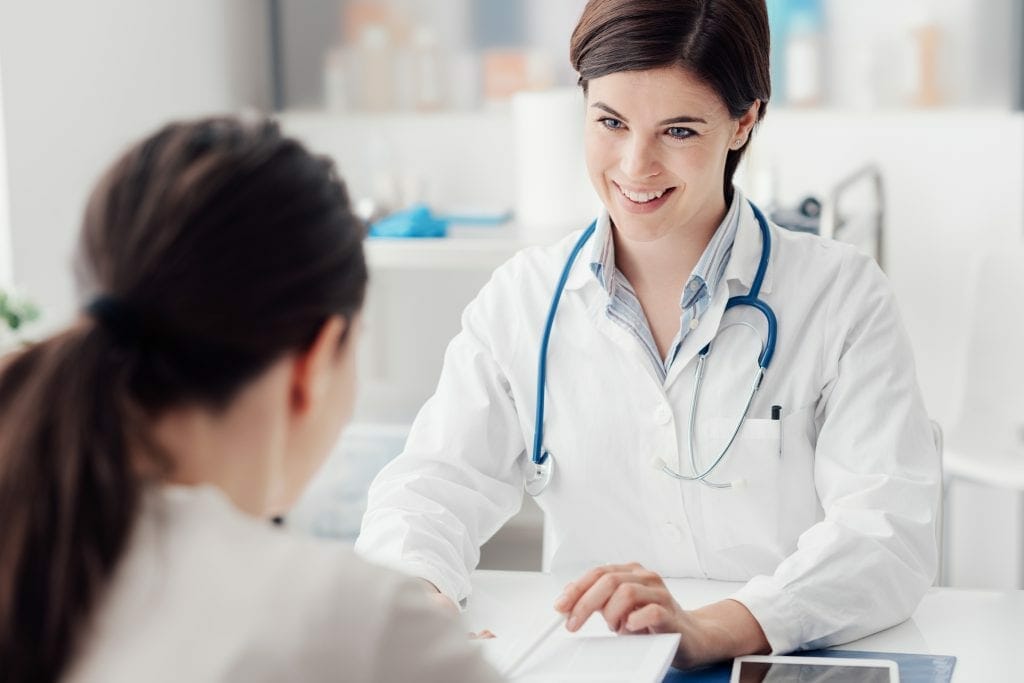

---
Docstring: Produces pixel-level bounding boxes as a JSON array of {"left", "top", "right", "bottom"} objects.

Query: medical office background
[{"left": 0, "top": 0, "right": 1021, "bottom": 589}]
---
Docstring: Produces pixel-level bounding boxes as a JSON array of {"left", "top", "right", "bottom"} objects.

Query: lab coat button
[
  {"left": 662, "top": 522, "right": 682, "bottom": 541},
  {"left": 654, "top": 405, "right": 673, "bottom": 425}
]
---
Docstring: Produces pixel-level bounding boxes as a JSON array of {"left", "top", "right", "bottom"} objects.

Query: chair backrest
[
  {"left": 931, "top": 419, "right": 946, "bottom": 585},
  {"left": 952, "top": 239, "right": 1024, "bottom": 453}
]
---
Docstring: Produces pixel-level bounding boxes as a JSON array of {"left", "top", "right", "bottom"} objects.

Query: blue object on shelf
[
  {"left": 369, "top": 204, "right": 448, "bottom": 239},
  {"left": 369, "top": 204, "right": 513, "bottom": 238}
]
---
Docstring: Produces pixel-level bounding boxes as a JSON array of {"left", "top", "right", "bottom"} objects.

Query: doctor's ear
[
  {"left": 289, "top": 315, "right": 349, "bottom": 417},
  {"left": 732, "top": 100, "right": 761, "bottom": 149}
]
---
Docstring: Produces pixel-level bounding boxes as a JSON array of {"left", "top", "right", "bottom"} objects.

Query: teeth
[{"left": 619, "top": 185, "right": 667, "bottom": 203}]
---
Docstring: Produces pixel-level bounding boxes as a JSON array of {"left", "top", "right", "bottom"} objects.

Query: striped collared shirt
[{"left": 588, "top": 191, "right": 743, "bottom": 382}]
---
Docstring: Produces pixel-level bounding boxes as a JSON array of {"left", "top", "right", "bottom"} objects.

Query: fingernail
[
  {"left": 553, "top": 592, "right": 569, "bottom": 609},
  {"left": 567, "top": 615, "right": 580, "bottom": 631}
]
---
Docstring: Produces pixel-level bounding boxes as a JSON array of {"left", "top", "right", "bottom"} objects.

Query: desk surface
[{"left": 465, "top": 570, "right": 1024, "bottom": 681}]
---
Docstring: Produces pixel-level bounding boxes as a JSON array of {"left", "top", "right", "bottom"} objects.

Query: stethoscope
[{"left": 524, "top": 200, "right": 777, "bottom": 496}]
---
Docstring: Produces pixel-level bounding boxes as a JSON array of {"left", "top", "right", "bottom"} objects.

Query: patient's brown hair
[{"left": 0, "top": 117, "right": 367, "bottom": 682}]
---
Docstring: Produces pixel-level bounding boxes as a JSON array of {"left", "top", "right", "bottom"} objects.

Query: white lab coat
[
  {"left": 65, "top": 484, "right": 501, "bottom": 683},
  {"left": 356, "top": 195, "right": 940, "bottom": 655}
]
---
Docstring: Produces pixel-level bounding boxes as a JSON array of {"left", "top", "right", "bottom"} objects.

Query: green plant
[{"left": 0, "top": 289, "right": 40, "bottom": 332}]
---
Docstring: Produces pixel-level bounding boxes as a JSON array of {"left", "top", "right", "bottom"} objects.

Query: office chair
[
  {"left": 941, "top": 239, "right": 1024, "bottom": 588},
  {"left": 932, "top": 420, "right": 945, "bottom": 586}
]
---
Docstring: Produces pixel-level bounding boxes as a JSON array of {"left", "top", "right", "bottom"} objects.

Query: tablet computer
[{"left": 731, "top": 655, "right": 899, "bottom": 682}]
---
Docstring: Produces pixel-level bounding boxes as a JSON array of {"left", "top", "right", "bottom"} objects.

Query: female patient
[{"left": 0, "top": 118, "right": 500, "bottom": 682}]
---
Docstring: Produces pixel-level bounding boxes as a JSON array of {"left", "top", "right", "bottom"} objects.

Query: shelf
[
  {"left": 280, "top": 105, "right": 1019, "bottom": 127},
  {"left": 365, "top": 235, "right": 525, "bottom": 271}
]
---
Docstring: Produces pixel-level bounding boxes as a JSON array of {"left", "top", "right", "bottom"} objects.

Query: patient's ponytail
[
  {"left": 0, "top": 117, "right": 367, "bottom": 681},
  {"left": 0, "top": 325, "right": 143, "bottom": 682}
]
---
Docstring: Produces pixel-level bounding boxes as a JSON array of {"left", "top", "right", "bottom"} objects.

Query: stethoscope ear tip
[
  {"left": 731, "top": 477, "right": 748, "bottom": 489},
  {"left": 649, "top": 456, "right": 667, "bottom": 472}
]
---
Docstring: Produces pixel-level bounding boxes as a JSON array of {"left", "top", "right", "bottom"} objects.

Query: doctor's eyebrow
[{"left": 591, "top": 102, "right": 707, "bottom": 126}]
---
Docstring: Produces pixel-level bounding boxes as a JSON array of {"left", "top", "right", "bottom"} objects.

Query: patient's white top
[{"left": 64, "top": 484, "right": 502, "bottom": 683}]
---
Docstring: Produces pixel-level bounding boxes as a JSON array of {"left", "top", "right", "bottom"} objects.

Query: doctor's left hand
[{"left": 553, "top": 563, "right": 769, "bottom": 670}]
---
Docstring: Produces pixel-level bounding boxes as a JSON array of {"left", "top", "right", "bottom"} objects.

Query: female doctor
[{"left": 356, "top": 0, "right": 939, "bottom": 669}]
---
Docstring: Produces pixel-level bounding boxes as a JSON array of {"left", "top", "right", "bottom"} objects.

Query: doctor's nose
[{"left": 619, "top": 136, "right": 662, "bottom": 179}]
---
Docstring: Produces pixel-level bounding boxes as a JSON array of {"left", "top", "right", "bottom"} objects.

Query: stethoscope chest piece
[{"left": 524, "top": 453, "right": 553, "bottom": 496}]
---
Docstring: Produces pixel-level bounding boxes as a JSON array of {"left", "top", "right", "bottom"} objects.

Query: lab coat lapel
[
  {"left": 590, "top": 300, "right": 667, "bottom": 388},
  {"left": 664, "top": 282, "right": 728, "bottom": 389},
  {"left": 565, "top": 210, "right": 667, "bottom": 387}
]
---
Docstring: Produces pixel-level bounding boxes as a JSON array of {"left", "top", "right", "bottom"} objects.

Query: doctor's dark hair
[
  {"left": 0, "top": 117, "right": 367, "bottom": 682},
  {"left": 570, "top": 0, "right": 771, "bottom": 198}
]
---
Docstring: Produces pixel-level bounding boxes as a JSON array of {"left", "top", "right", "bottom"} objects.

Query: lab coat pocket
[{"left": 698, "top": 417, "right": 784, "bottom": 575}]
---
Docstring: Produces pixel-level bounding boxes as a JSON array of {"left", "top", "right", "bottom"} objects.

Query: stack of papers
[{"left": 477, "top": 612, "right": 680, "bottom": 683}]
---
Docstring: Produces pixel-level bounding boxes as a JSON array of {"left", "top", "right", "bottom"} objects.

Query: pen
[
  {"left": 499, "top": 611, "right": 566, "bottom": 677},
  {"left": 771, "top": 405, "right": 782, "bottom": 458}
]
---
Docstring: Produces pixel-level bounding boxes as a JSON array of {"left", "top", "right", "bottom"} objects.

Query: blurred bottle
[
  {"left": 482, "top": 49, "right": 553, "bottom": 103},
  {"left": 783, "top": 0, "right": 824, "bottom": 107},
  {"left": 410, "top": 26, "right": 444, "bottom": 111},
  {"left": 766, "top": 0, "right": 790, "bottom": 104},
  {"left": 322, "top": 46, "right": 350, "bottom": 113},
  {"left": 910, "top": 5, "right": 943, "bottom": 107},
  {"left": 872, "top": 1, "right": 943, "bottom": 108},
  {"left": 448, "top": 49, "right": 481, "bottom": 110},
  {"left": 353, "top": 23, "right": 395, "bottom": 111}
]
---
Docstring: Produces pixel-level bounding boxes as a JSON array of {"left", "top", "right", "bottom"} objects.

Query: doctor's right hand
[
  {"left": 417, "top": 578, "right": 459, "bottom": 616},
  {"left": 417, "top": 578, "right": 496, "bottom": 640},
  {"left": 553, "top": 563, "right": 769, "bottom": 670}
]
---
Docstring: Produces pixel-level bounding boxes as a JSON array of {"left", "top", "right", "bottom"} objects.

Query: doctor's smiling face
[{"left": 584, "top": 65, "right": 759, "bottom": 243}]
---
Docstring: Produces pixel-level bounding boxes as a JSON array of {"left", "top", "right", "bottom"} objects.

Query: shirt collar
[
  {"left": 570, "top": 188, "right": 747, "bottom": 303},
  {"left": 685, "top": 189, "right": 743, "bottom": 308},
  {"left": 587, "top": 211, "right": 616, "bottom": 295},
  {"left": 564, "top": 213, "right": 607, "bottom": 291}
]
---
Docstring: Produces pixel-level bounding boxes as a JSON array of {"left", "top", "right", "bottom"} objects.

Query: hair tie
[{"left": 85, "top": 295, "right": 147, "bottom": 346}]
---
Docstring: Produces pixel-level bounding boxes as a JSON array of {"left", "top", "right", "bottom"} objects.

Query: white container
[
  {"left": 784, "top": 13, "right": 823, "bottom": 106},
  {"left": 512, "top": 87, "right": 599, "bottom": 245}
]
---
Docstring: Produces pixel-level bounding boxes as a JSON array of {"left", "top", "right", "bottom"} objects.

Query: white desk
[{"left": 465, "top": 570, "right": 1024, "bottom": 681}]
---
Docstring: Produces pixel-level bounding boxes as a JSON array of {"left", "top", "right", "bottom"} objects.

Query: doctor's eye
[
  {"left": 666, "top": 126, "right": 696, "bottom": 140},
  {"left": 598, "top": 117, "right": 625, "bottom": 131}
]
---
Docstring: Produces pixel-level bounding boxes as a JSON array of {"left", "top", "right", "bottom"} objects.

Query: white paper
[{"left": 479, "top": 631, "right": 680, "bottom": 683}]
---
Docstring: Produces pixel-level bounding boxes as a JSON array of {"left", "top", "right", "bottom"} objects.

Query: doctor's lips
[{"left": 613, "top": 181, "right": 676, "bottom": 211}]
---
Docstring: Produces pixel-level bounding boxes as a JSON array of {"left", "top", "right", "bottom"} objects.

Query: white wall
[
  {"left": 746, "top": 110, "right": 1024, "bottom": 589},
  {"left": 0, "top": 0, "right": 271, "bottom": 327},
  {"left": 746, "top": 110, "right": 1024, "bottom": 429},
  {"left": 0, "top": 55, "right": 12, "bottom": 288}
]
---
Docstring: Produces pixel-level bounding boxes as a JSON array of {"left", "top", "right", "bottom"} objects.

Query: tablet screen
[{"left": 734, "top": 657, "right": 897, "bottom": 682}]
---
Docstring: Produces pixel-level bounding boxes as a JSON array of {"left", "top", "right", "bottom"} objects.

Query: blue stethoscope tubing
[{"left": 525, "top": 200, "right": 777, "bottom": 496}]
